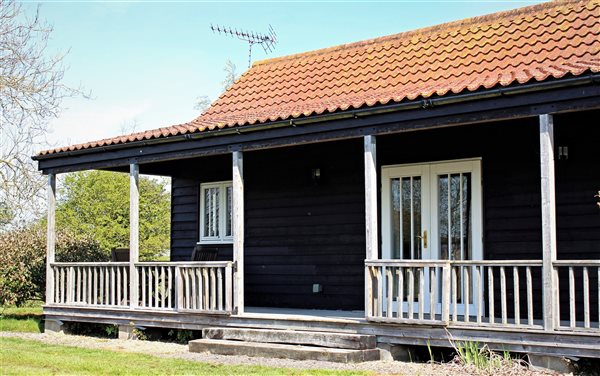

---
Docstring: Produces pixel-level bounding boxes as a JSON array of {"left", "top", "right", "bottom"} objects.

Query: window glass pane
[
  {"left": 203, "top": 187, "right": 220, "bottom": 237},
  {"left": 226, "top": 185, "right": 232, "bottom": 237}
]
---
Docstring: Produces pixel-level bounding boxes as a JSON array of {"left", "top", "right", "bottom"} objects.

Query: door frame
[
  {"left": 381, "top": 158, "right": 483, "bottom": 261},
  {"left": 380, "top": 158, "right": 484, "bottom": 315}
]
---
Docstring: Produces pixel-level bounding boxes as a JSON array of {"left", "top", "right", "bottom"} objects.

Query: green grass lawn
[
  {"left": 0, "top": 303, "right": 44, "bottom": 333},
  {"left": 0, "top": 337, "right": 371, "bottom": 376}
]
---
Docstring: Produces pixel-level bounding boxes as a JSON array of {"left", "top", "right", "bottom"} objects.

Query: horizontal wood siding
[
  {"left": 170, "top": 178, "right": 199, "bottom": 261},
  {"left": 379, "top": 118, "right": 544, "bottom": 319},
  {"left": 167, "top": 110, "right": 598, "bottom": 315},
  {"left": 244, "top": 140, "right": 365, "bottom": 310},
  {"left": 169, "top": 154, "right": 233, "bottom": 262},
  {"left": 554, "top": 111, "right": 600, "bottom": 322}
]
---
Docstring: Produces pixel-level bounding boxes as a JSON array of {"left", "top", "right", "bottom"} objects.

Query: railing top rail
[
  {"left": 366, "top": 259, "right": 543, "bottom": 267},
  {"left": 135, "top": 261, "right": 233, "bottom": 267},
  {"left": 450, "top": 260, "right": 543, "bottom": 266},
  {"left": 51, "top": 262, "right": 129, "bottom": 267},
  {"left": 365, "top": 259, "right": 449, "bottom": 267},
  {"left": 553, "top": 260, "right": 600, "bottom": 266}
]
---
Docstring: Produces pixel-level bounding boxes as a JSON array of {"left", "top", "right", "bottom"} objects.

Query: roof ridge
[{"left": 253, "top": 0, "right": 586, "bottom": 67}]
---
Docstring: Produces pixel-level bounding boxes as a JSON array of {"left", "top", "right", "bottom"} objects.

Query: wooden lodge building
[{"left": 34, "top": 0, "right": 600, "bottom": 362}]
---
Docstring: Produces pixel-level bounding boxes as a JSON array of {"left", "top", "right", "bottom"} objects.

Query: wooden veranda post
[
  {"left": 46, "top": 173, "right": 56, "bottom": 305},
  {"left": 539, "top": 114, "right": 558, "bottom": 331},
  {"left": 130, "top": 163, "right": 140, "bottom": 308},
  {"left": 364, "top": 135, "right": 378, "bottom": 316},
  {"left": 233, "top": 151, "right": 244, "bottom": 314}
]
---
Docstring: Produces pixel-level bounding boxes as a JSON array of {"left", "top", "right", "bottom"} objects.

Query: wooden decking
[{"left": 43, "top": 304, "right": 600, "bottom": 358}]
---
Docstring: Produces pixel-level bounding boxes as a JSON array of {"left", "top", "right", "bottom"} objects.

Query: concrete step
[
  {"left": 202, "top": 327, "right": 376, "bottom": 350},
  {"left": 189, "top": 338, "right": 381, "bottom": 363}
]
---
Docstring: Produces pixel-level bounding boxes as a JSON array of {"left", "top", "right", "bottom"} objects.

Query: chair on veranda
[
  {"left": 191, "top": 245, "right": 218, "bottom": 261},
  {"left": 111, "top": 247, "right": 130, "bottom": 262}
]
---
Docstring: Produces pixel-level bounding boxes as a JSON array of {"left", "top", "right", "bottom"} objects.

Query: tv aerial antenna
[{"left": 211, "top": 24, "right": 277, "bottom": 68}]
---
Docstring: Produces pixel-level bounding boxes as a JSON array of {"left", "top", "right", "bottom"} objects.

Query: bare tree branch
[{"left": 0, "top": 0, "right": 85, "bottom": 228}]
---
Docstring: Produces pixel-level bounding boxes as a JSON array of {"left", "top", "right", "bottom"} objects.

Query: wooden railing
[
  {"left": 366, "top": 260, "right": 544, "bottom": 329},
  {"left": 49, "top": 261, "right": 234, "bottom": 315},
  {"left": 554, "top": 260, "right": 600, "bottom": 332},
  {"left": 52, "top": 263, "right": 130, "bottom": 307}
]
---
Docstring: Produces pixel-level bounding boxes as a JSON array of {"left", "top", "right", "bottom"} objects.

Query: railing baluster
[
  {"left": 217, "top": 267, "right": 223, "bottom": 311},
  {"left": 464, "top": 266, "right": 470, "bottom": 323},
  {"left": 190, "top": 267, "right": 197, "bottom": 310},
  {"left": 142, "top": 267, "right": 146, "bottom": 307},
  {"left": 397, "top": 267, "right": 404, "bottom": 319},
  {"left": 210, "top": 268, "right": 217, "bottom": 311},
  {"left": 75, "top": 268, "right": 83, "bottom": 303},
  {"left": 527, "top": 266, "right": 533, "bottom": 326},
  {"left": 161, "top": 266, "right": 166, "bottom": 308},
  {"left": 116, "top": 266, "right": 121, "bottom": 306},
  {"left": 225, "top": 264, "right": 233, "bottom": 312},
  {"left": 88, "top": 267, "right": 92, "bottom": 304},
  {"left": 442, "top": 263, "right": 451, "bottom": 324},
  {"left": 53, "top": 267, "right": 58, "bottom": 303},
  {"left": 123, "top": 267, "right": 128, "bottom": 307},
  {"left": 203, "top": 268, "right": 209, "bottom": 310},
  {"left": 418, "top": 267, "right": 425, "bottom": 320},
  {"left": 476, "top": 265, "right": 482, "bottom": 324},
  {"left": 407, "top": 268, "right": 414, "bottom": 320},
  {"left": 377, "top": 266, "right": 383, "bottom": 317},
  {"left": 500, "top": 266, "right": 507, "bottom": 325},
  {"left": 386, "top": 267, "right": 393, "bottom": 319},
  {"left": 184, "top": 268, "right": 190, "bottom": 309},
  {"left": 99, "top": 267, "right": 104, "bottom": 305},
  {"left": 488, "top": 267, "right": 495, "bottom": 324},
  {"left": 429, "top": 267, "right": 436, "bottom": 320},
  {"left": 154, "top": 266, "right": 160, "bottom": 308},
  {"left": 513, "top": 266, "right": 520, "bottom": 326},
  {"left": 167, "top": 267, "right": 172, "bottom": 309},
  {"left": 93, "top": 267, "right": 97, "bottom": 305},
  {"left": 569, "top": 266, "right": 576, "bottom": 329},
  {"left": 583, "top": 266, "right": 589, "bottom": 329},
  {"left": 451, "top": 266, "right": 457, "bottom": 322}
]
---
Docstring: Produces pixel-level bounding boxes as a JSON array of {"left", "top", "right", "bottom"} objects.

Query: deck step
[
  {"left": 202, "top": 327, "right": 376, "bottom": 350},
  {"left": 189, "top": 338, "right": 381, "bottom": 363}
]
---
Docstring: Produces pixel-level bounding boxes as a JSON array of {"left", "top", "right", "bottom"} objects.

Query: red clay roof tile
[{"left": 39, "top": 0, "right": 600, "bottom": 156}]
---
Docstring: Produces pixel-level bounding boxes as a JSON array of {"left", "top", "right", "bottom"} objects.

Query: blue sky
[{"left": 31, "top": 1, "right": 542, "bottom": 149}]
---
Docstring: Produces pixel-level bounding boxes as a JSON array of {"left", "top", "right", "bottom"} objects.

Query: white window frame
[{"left": 199, "top": 181, "right": 233, "bottom": 244}]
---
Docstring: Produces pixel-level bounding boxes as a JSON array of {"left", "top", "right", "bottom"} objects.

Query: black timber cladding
[{"left": 169, "top": 111, "right": 599, "bottom": 315}]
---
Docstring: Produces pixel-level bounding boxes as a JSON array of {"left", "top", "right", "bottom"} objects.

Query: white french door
[{"left": 381, "top": 159, "right": 483, "bottom": 316}]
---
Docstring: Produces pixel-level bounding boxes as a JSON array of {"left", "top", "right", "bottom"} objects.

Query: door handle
[{"left": 417, "top": 230, "right": 428, "bottom": 248}]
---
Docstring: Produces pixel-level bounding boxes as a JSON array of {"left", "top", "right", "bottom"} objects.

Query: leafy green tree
[
  {"left": 0, "top": 225, "right": 106, "bottom": 306},
  {"left": 56, "top": 171, "right": 170, "bottom": 261}
]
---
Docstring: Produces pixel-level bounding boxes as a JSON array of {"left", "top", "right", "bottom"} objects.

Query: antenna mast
[{"left": 211, "top": 24, "right": 277, "bottom": 68}]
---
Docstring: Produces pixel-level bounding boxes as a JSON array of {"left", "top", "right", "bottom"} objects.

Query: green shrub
[{"left": 0, "top": 225, "right": 107, "bottom": 306}]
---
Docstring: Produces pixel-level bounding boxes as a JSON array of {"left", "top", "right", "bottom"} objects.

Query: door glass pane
[
  {"left": 462, "top": 174, "right": 472, "bottom": 261},
  {"left": 438, "top": 173, "right": 471, "bottom": 261},
  {"left": 391, "top": 176, "right": 422, "bottom": 260},
  {"left": 391, "top": 178, "right": 401, "bottom": 259},
  {"left": 438, "top": 172, "right": 473, "bottom": 304},
  {"left": 450, "top": 174, "right": 461, "bottom": 261},
  {"left": 390, "top": 176, "right": 421, "bottom": 301},
  {"left": 438, "top": 175, "right": 449, "bottom": 260},
  {"left": 413, "top": 177, "right": 422, "bottom": 260}
]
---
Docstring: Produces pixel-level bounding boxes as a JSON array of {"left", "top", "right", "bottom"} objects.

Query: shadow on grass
[{"left": 0, "top": 305, "right": 45, "bottom": 333}]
